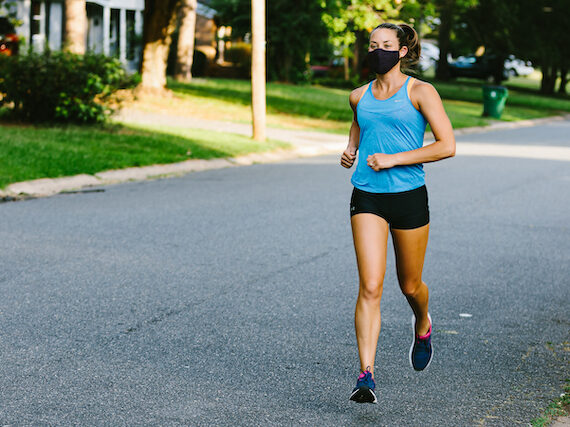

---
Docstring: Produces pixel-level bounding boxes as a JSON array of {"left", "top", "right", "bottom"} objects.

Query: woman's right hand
[{"left": 340, "top": 148, "right": 357, "bottom": 169}]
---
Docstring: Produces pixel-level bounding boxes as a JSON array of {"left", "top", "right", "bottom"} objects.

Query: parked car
[
  {"left": 310, "top": 57, "right": 344, "bottom": 78},
  {"left": 448, "top": 54, "right": 505, "bottom": 80},
  {"left": 504, "top": 55, "right": 534, "bottom": 77},
  {"left": 0, "top": 17, "right": 19, "bottom": 56},
  {"left": 448, "top": 53, "right": 533, "bottom": 81}
]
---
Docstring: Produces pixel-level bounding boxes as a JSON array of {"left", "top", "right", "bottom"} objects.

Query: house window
[
  {"left": 109, "top": 8, "right": 120, "bottom": 57},
  {"left": 86, "top": 3, "right": 103, "bottom": 54},
  {"left": 126, "top": 10, "right": 136, "bottom": 61},
  {"left": 31, "top": 1, "right": 42, "bottom": 36}
]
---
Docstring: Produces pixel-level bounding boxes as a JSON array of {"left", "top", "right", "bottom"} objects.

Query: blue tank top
[{"left": 351, "top": 76, "right": 428, "bottom": 193}]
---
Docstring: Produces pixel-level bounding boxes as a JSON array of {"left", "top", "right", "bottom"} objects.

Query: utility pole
[{"left": 251, "top": 0, "right": 266, "bottom": 141}]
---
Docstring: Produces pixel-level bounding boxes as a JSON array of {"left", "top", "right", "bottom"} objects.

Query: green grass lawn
[
  {"left": 2, "top": 73, "right": 568, "bottom": 189},
  {"left": 0, "top": 122, "right": 288, "bottom": 189},
  {"left": 159, "top": 76, "right": 570, "bottom": 134},
  {"left": 435, "top": 78, "right": 570, "bottom": 113}
]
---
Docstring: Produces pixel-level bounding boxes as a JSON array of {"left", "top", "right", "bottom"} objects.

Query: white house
[
  {"left": 12, "top": 0, "right": 144, "bottom": 71},
  {"left": 7, "top": 1, "right": 220, "bottom": 73}
]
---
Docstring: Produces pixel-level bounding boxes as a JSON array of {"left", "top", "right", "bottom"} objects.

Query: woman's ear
[{"left": 399, "top": 46, "right": 408, "bottom": 59}]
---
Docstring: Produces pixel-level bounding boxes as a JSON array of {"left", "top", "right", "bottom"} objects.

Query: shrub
[
  {"left": 312, "top": 76, "right": 364, "bottom": 90},
  {"left": 0, "top": 50, "right": 136, "bottom": 123},
  {"left": 191, "top": 50, "right": 208, "bottom": 77},
  {"left": 225, "top": 42, "right": 251, "bottom": 68}
]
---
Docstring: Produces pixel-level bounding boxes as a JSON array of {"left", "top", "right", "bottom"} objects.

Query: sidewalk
[
  {"left": 1, "top": 109, "right": 569, "bottom": 199},
  {"left": 553, "top": 416, "right": 570, "bottom": 427}
]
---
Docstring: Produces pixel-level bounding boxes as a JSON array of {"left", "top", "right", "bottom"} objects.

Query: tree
[
  {"left": 559, "top": 70, "right": 568, "bottom": 95},
  {"left": 321, "top": 0, "right": 402, "bottom": 79},
  {"left": 140, "top": 0, "right": 181, "bottom": 91},
  {"left": 0, "top": 1, "right": 20, "bottom": 25},
  {"left": 212, "top": 0, "right": 328, "bottom": 82},
  {"left": 457, "top": 0, "right": 570, "bottom": 93},
  {"left": 433, "top": 0, "right": 477, "bottom": 81},
  {"left": 64, "top": 0, "right": 87, "bottom": 54},
  {"left": 174, "top": 0, "right": 197, "bottom": 82},
  {"left": 251, "top": 0, "right": 265, "bottom": 141},
  {"left": 509, "top": 0, "right": 570, "bottom": 94}
]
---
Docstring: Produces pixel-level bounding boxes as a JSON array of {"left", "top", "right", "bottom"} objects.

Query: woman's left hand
[{"left": 367, "top": 153, "right": 397, "bottom": 171}]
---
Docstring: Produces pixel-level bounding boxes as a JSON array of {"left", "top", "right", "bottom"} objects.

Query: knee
[
  {"left": 400, "top": 279, "right": 424, "bottom": 298},
  {"left": 359, "top": 278, "right": 383, "bottom": 301}
]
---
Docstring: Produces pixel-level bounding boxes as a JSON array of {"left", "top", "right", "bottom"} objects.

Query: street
[{"left": 0, "top": 120, "right": 569, "bottom": 425}]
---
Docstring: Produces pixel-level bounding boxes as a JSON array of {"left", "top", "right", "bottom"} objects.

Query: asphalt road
[{"left": 1, "top": 121, "right": 569, "bottom": 426}]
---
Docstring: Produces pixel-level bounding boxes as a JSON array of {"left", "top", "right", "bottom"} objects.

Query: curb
[
  {"left": 0, "top": 146, "right": 335, "bottom": 200},
  {"left": 1, "top": 113, "right": 569, "bottom": 201}
]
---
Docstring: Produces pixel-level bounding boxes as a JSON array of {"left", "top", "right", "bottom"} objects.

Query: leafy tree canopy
[{"left": 212, "top": 0, "right": 328, "bottom": 82}]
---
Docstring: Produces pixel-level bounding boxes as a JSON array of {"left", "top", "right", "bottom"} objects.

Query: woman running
[{"left": 340, "top": 23, "right": 455, "bottom": 404}]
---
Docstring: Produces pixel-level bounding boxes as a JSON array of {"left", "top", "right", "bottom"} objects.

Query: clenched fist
[
  {"left": 367, "top": 153, "right": 396, "bottom": 171},
  {"left": 340, "top": 148, "right": 357, "bottom": 168}
]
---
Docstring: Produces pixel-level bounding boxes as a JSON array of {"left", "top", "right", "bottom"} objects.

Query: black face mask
[{"left": 367, "top": 48, "right": 400, "bottom": 75}]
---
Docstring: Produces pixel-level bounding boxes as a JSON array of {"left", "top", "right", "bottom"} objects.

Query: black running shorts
[{"left": 350, "top": 185, "right": 430, "bottom": 230}]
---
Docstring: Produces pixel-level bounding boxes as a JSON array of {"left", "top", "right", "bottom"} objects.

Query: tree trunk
[
  {"left": 435, "top": 1, "right": 453, "bottom": 81},
  {"left": 343, "top": 54, "right": 350, "bottom": 81},
  {"left": 558, "top": 68, "right": 568, "bottom": 94},
  {"left": 540, "top": 65, "right": 549, "bottom": 93},
  {"left": 64, "top": 0, "right": 86, "bottom": 54},
  {"left": 492, "top": 55, "right": 506, "bottom": 85},
  {"left": 251, "top": 0, "right": 266, "bottom": 141},
  {"left": 174, "top": 0, "right": 197, "bottom": 82},
  {"left": 140, "top": 0, "right": 181, "bottom": 92},
  {"left": 540, "top": 65, "right": 557, "bottom": 94},
  {"left": 352, "top": 30, "right": 364, "bottom": 78},
  {"left": 282, "top": 55, "right": 292, "bottom": 82}
]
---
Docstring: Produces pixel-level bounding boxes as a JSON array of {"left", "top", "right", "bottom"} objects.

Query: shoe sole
[
  {"left": 409, "top": 312, "right": 433, "bottom": 371},
  {"left": 349, "top": 386, "right": 378, "bottom": 404}
]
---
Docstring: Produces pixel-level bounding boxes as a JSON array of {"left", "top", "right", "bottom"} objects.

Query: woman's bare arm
[{"left": 341, "top": 86, "right": 366, "bottom": 169}]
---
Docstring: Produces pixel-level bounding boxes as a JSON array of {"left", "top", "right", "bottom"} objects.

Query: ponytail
[{"left": 398, "top": 24, "right": 420, "bottom": 68}]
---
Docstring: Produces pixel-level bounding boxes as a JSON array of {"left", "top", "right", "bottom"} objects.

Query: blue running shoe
[
  {"left": 409, "top": 313, "right": 433, "bottom": 371},
  {"left": 349, "top": 369, "right": 377, "bottom": 404}
]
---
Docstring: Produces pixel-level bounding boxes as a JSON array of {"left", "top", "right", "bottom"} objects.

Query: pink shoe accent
[
  {"left": 418, "top": 323, "right": 432, "bottom": 340},
  {"left": 358, "top": 372, "right": 366, "bottom": 380}
]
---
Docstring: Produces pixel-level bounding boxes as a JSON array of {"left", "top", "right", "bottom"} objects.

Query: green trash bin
[{"left": 482, "top": 85, "right": 508, "bottom": 118}]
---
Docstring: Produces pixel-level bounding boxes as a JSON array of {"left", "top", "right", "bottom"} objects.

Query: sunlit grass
[
  {"left": 3, "top": 74, "right": 567, "bottom": 189},
  {"left": 126, "top": 76, "right": 569, "bottom": 135},
  {"left": 0, "top": 122, "right": 289, "bottom": 188}
]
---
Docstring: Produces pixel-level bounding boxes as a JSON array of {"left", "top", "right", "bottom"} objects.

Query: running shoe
[
  {"left": 409, "top": 313, "right": 433, "bottom": 371},
  {"left": 349, "top": 369, "right": 377, "bottom": 404}
]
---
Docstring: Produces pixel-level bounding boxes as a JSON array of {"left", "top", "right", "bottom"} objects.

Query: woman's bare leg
[
  {"left": 351, "top": 213, "right": 389, "bottom": 377},
  {"left": 391, "top": 224, "right": 431, "bottom": 335}
]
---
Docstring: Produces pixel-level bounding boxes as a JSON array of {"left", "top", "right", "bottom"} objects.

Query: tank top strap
[
  {"left": 363, "top": 81, "right": 373, "bottom": 101},
  {"left": 401, "top": 76, "right": 412, "bottom": 96}
]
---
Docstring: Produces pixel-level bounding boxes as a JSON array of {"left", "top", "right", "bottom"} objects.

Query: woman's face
[{"left": 369, "top": 28, "right": 407, "bottom": 59}]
